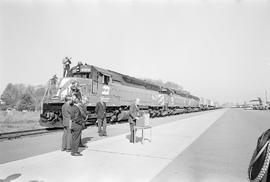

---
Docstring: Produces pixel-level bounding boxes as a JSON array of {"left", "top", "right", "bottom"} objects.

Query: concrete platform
[{"left": 0, "top": 109, "right": 226, "bottom": 182}]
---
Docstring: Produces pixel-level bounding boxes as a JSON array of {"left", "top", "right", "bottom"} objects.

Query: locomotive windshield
[
  {"left": 68, "top": 63, "right": 92, "bottom": 79},
  {"left": 73, "top": 73, "right": 90, "bottom": 79}
]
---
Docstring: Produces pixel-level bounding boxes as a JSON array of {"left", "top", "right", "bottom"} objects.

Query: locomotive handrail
[{"left": 40, "top": 83, "right": 50, "bottom": 113}]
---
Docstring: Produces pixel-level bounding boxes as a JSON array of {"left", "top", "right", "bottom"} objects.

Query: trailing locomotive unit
[{"left": 40, "top": 63, "right": 200, "bottom": 127}]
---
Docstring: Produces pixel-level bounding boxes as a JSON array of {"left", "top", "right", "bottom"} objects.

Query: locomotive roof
[
  {"left": 92, "top": 65, "right": 112, "bottom": 76},
  {"left": 69, "top": 63, "right": 199, "bottom": 99},
  {"left": 92, "top": 66, "right": 161, "bottom": 92}
]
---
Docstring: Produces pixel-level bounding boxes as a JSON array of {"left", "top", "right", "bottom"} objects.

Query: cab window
[
  {"left": 104, "top": 75, "right": 110, "bottom": 85},
  {"left": 97, "top": 73, "right": 111, "bottom": 85}
]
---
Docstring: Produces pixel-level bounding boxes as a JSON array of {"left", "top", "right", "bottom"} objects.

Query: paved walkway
[
  {"left": 151, "top": 109, "right": 270, "bottom": 182},
  {"left": 0, "top": 109, "right": 226, "bottom": 182}
]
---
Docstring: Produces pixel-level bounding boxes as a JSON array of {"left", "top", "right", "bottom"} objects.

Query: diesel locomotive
[{"left": 40, "top": 62, "right": 203, "bottom": 127}]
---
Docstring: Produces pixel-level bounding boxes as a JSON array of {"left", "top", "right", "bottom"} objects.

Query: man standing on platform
[
  {"left": 75, "top": 98, "right": 88, "bottom": 148},
  {"left": 95, "top": 96, "right": 107, "bottom": 136},
  {"left": 61, "top": 95, "right": 72, "bottom": 152},
  {"left": 70, "top": 94, "right": 84, "bottom": 156},
  {"left": 128, "top": 98, "right": 141, "bottom": 143}
]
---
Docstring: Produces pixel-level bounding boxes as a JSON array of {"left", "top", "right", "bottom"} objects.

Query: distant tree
[
  {"left": 26, "top": 85, "right": 35, "bottom": 96},
  {"left": 16, "top": 84, "right": 27, "bottom": 96},
  {"left": 1, "top": 83, "right": 46, "bottom": 111},
  {"left": 16, "top": 93, "right": 35, "bottom": 111},
  {"left": 1, "top": 83, "right": 20, "bottom": 107}
]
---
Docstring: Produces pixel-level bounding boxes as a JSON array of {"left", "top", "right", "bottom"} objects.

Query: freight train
[{"left": 40, "top": 62, "right": 214, "bottom": 127}]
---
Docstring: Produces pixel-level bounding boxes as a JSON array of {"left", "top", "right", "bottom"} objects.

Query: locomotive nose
[{"left": 39, "top": 108, "right": 63, "bottom": 127}]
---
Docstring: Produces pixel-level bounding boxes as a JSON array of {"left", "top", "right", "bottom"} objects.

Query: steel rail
[{"left": 0, "top": 128, "right": 63, "bottom": 140}]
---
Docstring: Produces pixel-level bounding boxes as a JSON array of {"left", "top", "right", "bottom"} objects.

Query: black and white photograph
[{"left": 0, "top": 0, "right": 270, "bottom": 181}]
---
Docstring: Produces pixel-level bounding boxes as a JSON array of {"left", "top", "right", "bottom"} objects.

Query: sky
[{"left": 0, "top": 0, "right": 270, "bottom": 104}]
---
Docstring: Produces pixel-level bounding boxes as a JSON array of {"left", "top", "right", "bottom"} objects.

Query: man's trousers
[
  {"left": 97, "top": 118, "right": 107, "bottom": 134},
  {"left": 71, "top": 124, "right": 82, "bottom": 153},
  {"left": 129, "top": 122, "right": 136, "bottom": 143},
  {"left": 62, "top": 126, "right": 71, "bottom": 150}
]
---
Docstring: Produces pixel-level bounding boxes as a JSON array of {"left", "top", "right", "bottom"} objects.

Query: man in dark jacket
[
  {"left": 63, "top": 57, "right": 71, "bottom": 77},
  {"left": 75, "top": 99, "right": 88, "bottom": 148},
  {"left": 70, "top": 94, "right": 84, "bottom": 156},
  {"left": 95, "top": 97, "right": 107, "bottom": 136},
  {"left": 128, "top": 98, "right": 141, "bottom": 143},
  {"left": 61, "top": 95, "right": 72, "bottom": 151}
]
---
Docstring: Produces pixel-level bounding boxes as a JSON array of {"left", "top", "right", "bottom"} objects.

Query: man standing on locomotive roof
[
  {"left": 62, "top": 57, "right": 71, "bottom": 77},
  {"left": 61, "top": 95, "right": 72, "bottom": 152},
  {"left": 95, "top": 96, "right": 107, "bottom": 137},
  {"left": 69, "top": 94, "right": 85, "bottom": 156},
  {"left": 128, "top": 98, "right": 141, "bottom": 143}
]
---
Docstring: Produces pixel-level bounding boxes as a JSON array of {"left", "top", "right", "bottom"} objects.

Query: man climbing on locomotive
[{"left": 69, "top": 81, "right": 82, "bottom": 101}]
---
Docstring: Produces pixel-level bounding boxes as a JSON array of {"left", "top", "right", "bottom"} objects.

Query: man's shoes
[
  {"left": 102, "top": 133, "right": 108, "bottom": 137},
  {"left": 79, "top": 145, "right": 87, "bottom": 148},
  {"left": 71, "top": 152, "right": 82, "bottom": 156},
  {"left": 130, "top": 139, "right": 135, "bottom": 143},
  {"left": 61, "top": 149, "right": 66, "bottom": 152},
  {"left": 66, "top": 149, "right": 71, "bottom": 152}
]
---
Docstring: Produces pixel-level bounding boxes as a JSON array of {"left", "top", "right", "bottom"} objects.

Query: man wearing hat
[
  {"left": 61, "top": 95, "right": 72, "bottom": 152},
  {"left": 62, "top": 57, "right": 71, "bottom": 77},
  {"left": 128, "top": 98, "right": 141, "bottom": 143},
  {"left": 74, "top": 96, "right": 88, "bottom": 148},
  {"left": 95, "top": 96, "right": 107, "bottom": 136},
  {"left": 70, "top": 94, "right": 85, "bottom": 156}
]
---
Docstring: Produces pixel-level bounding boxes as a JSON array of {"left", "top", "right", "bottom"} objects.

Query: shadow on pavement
[
  {"left": 81, "top": 137, "right": 93, "bottom": 145},
  {"left": 125, "top": 134, "right": 144, "bottom": 143},
  {"left": 0, "top": 173, "right": 21, "bottom": 182},
  {"left": 78, "top": 137, "right": 93, "bottom": 153}
]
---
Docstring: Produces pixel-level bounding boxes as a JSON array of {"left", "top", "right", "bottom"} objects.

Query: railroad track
[
  {"left": 0, "top": 122, "right": 98, "bottom": 141},
  {"left": 0, "top": 128, "right": 63, "bottom": 141}
]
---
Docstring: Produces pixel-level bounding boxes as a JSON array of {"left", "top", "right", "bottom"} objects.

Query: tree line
[{"left": 0, "top": 83, "right": 46, "bottom": 111}]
